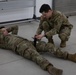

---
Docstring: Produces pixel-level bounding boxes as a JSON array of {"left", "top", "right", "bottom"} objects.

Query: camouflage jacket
[
  {"left": 36, "top": 11, "right": 73, "bottom": 36},
  {"left": 0, "top": 31, "right": 28, "bottom": 51}
]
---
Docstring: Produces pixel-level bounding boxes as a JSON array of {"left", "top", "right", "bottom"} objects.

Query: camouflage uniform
[
  {"left": 36, "top": 11, "right": 73, "bottom": 46},
  {"left": 0, "top": 26, "right": 53, "bottom": 70}
]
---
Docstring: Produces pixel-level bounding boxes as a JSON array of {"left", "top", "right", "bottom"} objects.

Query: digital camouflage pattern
[
  {"left": 36, "top": 41, "right": 68, "bottom": 59},
  {"left": 36, "top": 11, "right": 73, "bottom": 42}
]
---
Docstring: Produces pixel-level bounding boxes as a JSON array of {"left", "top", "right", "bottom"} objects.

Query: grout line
[{"left": 0, "top": 58, "right": 24, "bottom": 66}]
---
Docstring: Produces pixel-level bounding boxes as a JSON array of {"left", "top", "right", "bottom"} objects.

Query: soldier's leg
[
  {"left": 59, "top": 27, "right": 72, "bottom": 48},
  {"left": 53, "top": 48, "right": 76, "bottom": 62},
  {"left": 6, "top": 25, "right": 18, "bottom": 35},
  {"left": 36, "top": 41, "right": 76, "bottom": 63},
  {"left": 16, "top": 41, "right": 63, "bottom": 75},
  {"left": 42, "top": 21, "right": 54, "bottom": 44}
]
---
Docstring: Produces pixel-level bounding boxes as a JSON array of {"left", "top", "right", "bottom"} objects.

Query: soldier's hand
[{"left": 35, "top": 34, "right": 44, "bottom": 40}]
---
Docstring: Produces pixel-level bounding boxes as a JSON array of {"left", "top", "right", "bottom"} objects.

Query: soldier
[
  {"left": 34, "top": 4, "right": 73, "bottom": 48},
  {"left": 0, "top": 26, "right": 63, "bottom": 75}
]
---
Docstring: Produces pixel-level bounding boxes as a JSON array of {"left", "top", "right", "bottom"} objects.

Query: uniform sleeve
[
  {"left": 45, "top": 15, "right": 63, "bottom": 38},
  {"left": 6, "top": 25, "right": 18, "bottom": 35},
  {"left": 0, "top": 30, "right": 5, "bottom": 44},
  {"left": 36, "top": 20, "right": 43, "bottom": 35}
]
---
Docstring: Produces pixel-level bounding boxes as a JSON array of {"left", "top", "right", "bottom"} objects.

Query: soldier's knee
[
  {"left": 45, "top": 43, "right": 55, "bottom": 51},
  {"left": 69, "top": 24, "right": 73, "bottom": 29},
  {"left": 23, "top": 48, "right": 32, "bottom": 59},
  {"left": 59, "top": 33, "right": 68, "bottom": 41},
  {"left": 36, "top": 41, "right": 46, "bottom": 51}
]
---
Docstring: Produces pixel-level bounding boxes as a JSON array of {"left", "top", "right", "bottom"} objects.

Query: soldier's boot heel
[
  {"left": 47, "top": 65, "right": 63, "bottom": 75},
  {"left": 68, "top": 53, "right": 76, "bottom": 62}
]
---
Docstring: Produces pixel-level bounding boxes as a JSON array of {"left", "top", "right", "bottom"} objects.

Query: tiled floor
[{"left": 0, "top": 16, "right": 76, "bottom": 75}]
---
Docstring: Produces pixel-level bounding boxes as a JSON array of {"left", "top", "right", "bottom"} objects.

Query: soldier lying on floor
[{"left": 0, "top": 25, "right": 76, "bottom": 75}]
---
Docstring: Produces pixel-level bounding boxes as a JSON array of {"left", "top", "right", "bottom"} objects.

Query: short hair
[
  {"left": 0, "top": 26, "right": 5, "bottom": 29},
  {"left": 39, "top": 4, "right": 52, "bottom": 13}
]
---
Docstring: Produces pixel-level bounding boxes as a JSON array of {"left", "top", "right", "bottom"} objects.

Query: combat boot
[
  {"left": 67, "top": 53, "right": 76, "bottom": 62},
  {"left": 47, "top": 65, "right": 63, "bottom": 75},
  {"left": 60, "top": 41, "right": 66, "bottom": 48}
]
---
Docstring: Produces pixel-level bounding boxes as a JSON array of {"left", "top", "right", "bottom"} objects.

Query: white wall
[
  {"left": 36, "top": 0, "right": 52, "bottom": 17},
  {"left": 0, "top": 0, "right": 52, "bottom": 22}
]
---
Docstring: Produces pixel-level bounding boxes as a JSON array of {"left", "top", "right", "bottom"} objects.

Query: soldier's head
[
  {"left": 39, "top": 4, "right": 53, "bottom": 19},
  {"left": 0, "top": 26, "right": 8, "bottom": 35}
]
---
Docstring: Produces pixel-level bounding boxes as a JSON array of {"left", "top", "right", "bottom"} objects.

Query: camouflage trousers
[
  {"left": 15, "top": 40, "right": 52, "bottom": 70},
  {"left": 36, "top": 41, "right": 68, "bottom": 59},
  {"left": 42, "top": 21, "right": 72, "bottom": 42},
  {"left": 14, "top": 40, "right": 68, "bottom": 70}
]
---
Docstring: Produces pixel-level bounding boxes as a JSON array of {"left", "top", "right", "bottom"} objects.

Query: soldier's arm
[
  {"left": 36, "top": 17, "right": 44, "bottom": 35},
  {"left": 45, "top": 15, "right": 63, "bottom": 38},
  {"left": 6, "top": 25, "right": 18, "bottom": 35},
  {"left": 0, "top": 30, "right": 5, "bottom": 44}
]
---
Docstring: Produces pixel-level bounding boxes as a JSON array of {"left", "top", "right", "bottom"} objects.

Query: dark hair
[
  {"left": 39, "top": 4, "right": 52, "bottom": 13},
  {"left": 0, "top": 26, "right": 5, "bottom": 29}
]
